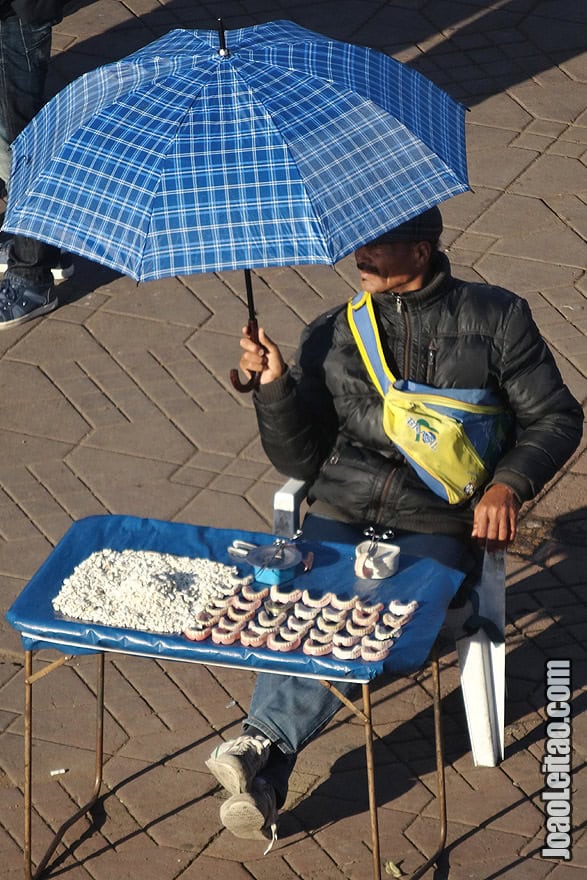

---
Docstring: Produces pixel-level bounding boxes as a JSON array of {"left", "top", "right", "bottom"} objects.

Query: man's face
[{"left": 354, "top": 241, "right": 430, "bottom": 294}]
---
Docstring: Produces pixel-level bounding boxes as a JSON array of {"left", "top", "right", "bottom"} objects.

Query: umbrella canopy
[{"left": 4, "top": 20, "right": 468, "bottom": 282}]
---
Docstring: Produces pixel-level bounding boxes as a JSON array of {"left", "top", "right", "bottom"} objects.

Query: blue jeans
[
  {"left": 243, "top": 515, "right": 475, "bottom": 805},
  {"left": 0, "top": 16, "right": 59, "bottom": 283}
]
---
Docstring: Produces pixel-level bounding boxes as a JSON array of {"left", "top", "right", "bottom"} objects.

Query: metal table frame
[{"left": 22, "top": 642, "right": 447, "bottom": 880}]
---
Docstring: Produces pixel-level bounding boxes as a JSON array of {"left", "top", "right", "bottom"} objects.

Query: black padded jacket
[
  {"left": 1, "top": 1, "right": 64, "bottom": 23},
  {"left": 253, "top": 252, "right": 584, "bottom": 540}
]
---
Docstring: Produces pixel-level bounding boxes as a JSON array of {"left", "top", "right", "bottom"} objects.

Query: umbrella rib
[{"left": 230, "top": 63, "right": 336, "bottom": 263}]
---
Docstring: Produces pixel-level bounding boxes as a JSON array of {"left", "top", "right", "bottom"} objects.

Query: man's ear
[{"left": 414, "top": 240, "right": 433, "bottom": 267}]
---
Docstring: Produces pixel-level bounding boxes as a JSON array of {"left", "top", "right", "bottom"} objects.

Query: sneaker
[
  {"left": 220, "top": 778, "right": 278, "bottom": 852},
  {"left": 0, "top": 275, "right": 57, "bottom": 329},
  {"left": 206, "top": 734, "right": 271, "bottom": 795},
  {"left": 0, "top": 239, "right": 74, "bottom": 283}
]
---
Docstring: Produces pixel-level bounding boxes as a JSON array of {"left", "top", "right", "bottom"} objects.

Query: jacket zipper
[
  {"left": 394, "top": 294, "right": 412, "bottom": 377},
  {"left": 374, "top": 465, "right": 397, "bottom": 525},
  {"left": 426, "top": 340, "right": 437, "bottom": 384}
]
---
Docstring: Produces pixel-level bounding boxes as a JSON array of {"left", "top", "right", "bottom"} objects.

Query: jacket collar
[{"left": 376, "top": 251, "right": 452, "bottom": 314}]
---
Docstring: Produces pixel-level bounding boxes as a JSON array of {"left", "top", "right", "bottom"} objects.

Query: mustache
[{"left": 356, "top": 261, "right": 385, "bottom": 277}]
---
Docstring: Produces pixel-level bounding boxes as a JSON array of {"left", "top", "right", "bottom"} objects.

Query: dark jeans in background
[{"left": 0, "top": 15, "right": 59, "bottom": 284}]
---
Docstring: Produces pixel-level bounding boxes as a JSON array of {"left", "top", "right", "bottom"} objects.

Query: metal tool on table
[
  {"left": 227, "top": 531, "right": 304, "bottom": 584},
  {"left": 355, "top": 527, "right": 400, "bottom": 579}
]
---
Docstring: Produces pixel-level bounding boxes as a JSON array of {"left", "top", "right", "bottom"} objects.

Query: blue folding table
[{"left": 6, "top": 514, "right": 465, "bottom": 880}]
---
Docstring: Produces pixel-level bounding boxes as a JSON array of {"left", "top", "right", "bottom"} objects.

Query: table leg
[
  {"left": 362, "top": 682, "right": 382, "bottom": 880},
  {"left": 407, "top": 642, "right": 447, "bottom": 880},
  {"left": 321, "top": 644, "right": 447, "bottom": 880},
  {"left": 320, "top": 680, "right": 381, "bottom": 880},
  {"left": 24, "top": 650, "right": 33, "bottom": 880},
  {"left": 23, "top": 651, "right": 105, "bottom": 880}
]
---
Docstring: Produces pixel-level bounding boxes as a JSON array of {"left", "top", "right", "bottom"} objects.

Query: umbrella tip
[{"left": 217, "top": 18, "right": 230, "bottom": 57}]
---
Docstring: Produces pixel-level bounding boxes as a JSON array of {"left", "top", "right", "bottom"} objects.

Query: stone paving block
[
  {"left": 204, "top": 471, "right": 255, "bottom": 498},
  {"left": 9, "top": 319, "right": 107, "bottom": 366},
  {"left": 0, "top": 661, "right": 19, "bottom": 691},
  {"left": 490, "top": 747, "right": 544, "bottom": 799},
  {"left": 108, "top": 655, "right": 198, "bottom": 722},
  {"left": 243, "top": 478, "right": 278, "bottom": 528},
  {"left": 474, "top": 252, "right": 582, "bottom": 292},
  {"left": 77, "top": 832, "right": 194, "bottom": 880},
  {"left": 205, "top": 662, "right": 256, "bottom": 708},
  {"left": 5, "top": 683, "right": 128, "bottom": 759},
  {"left": 450, "top": 231, "right": 496, "bottom": 254},
  {"left": 102, "top": 754, "right": 217, "bottom": 850},
  {"left": 545, "top": 866, "right": 587, "bottom": 879},
  {"left": 102, "top": 277, "right": 212, "bottom": 327},
  {"left": 511, "top": 75, "right": 587, "bottom": 124},
  {"left": 160, "top": 662, "right": 253, "bottom": 733},
  {"left": 570, "top": 826, "right": 587, "bottom": 864},
  {"left": 0, "top": 530, "right": 53, "bottom": 581},
  {"left": 512, "top": 154, "right": 587, "bottom": 199},
  {"left": 116, "top": 708, "right": 213, "bottom": 771},
  {"left": 530, "top": 474, "right": 587, "bottom": 522},
  {"left": 470, "top": 190, "right": 565, "bottom": 237},
  {"left": 0, "top": 825, "right": 26, "bottom": 880},
  {"left": 0, "top": 775, "right": 79, "bottom": 863},
  {"left": 494, "top": 225, "right": 586, "bottom": 268},
  {"left": 317, "top": 760, "right": 434, "bottom": 819},
  {"left": 168, "top": 464, "right": 214, "bottom": 490},
  {"left": 284, "top": 833, "right": 357, "bottom": 880},
  {"left": 29, "top": 461, "right": 107, "bottom": 521},
  {"left": 0, "top": 656, "right": 95, "bottom": 711},
  {"left": 468, "top": 141, "right": 538, "bottom": 190},
  {"left": 56, "top": 285, "right": 112, "bottom": 322},
  {"left": 177, "top": 450, "right": 236, "bottom": 475},
  {"left": 470, "top": 92, "right": 534, "bottom": 131},
  {"left": 86, "top": 308, "right": 193, "bottom": 354},
  {"left": 0, "top": 495, "right": 42, "bottom": 543},
  {"left": 174, "top": 404, "right": 259, "bottom": 459},
  {"left": 122, "top": 350, "right": 229, "bottom": 413},
  {"left": 203, "top": 807, "right": 305, "bottom": 865},
  {"left": 548, "top": 140, "right": 587, "bottom": 159},
  {"left": 440, "top": 186, "right": 501, "bottom": 234},
  {"left": 0, "top": 362, "right": 89, "bottom": 441},
  {"left": 180, "top": 855, "right": 255, "bottom": 880},
  {"left": 409, "top": 813, "right": 544, "bottom": 877},
  {"left": 255, "top": 264, "right": 351, "bottom": 325},
  {"left": 308, "top": 803, "right": 399, "bottom": 880},
  {"left": 90, "top": 665, "right": 171, "bottom": 740},
  {"left": 178, "top": 488, "right": 271, "bottom": 531},
  {"left": 66, "top": 446, "right": 196, "bottom": 517},
  {"left": 0, "top": 614, "right": 26, "bottom": 656}
]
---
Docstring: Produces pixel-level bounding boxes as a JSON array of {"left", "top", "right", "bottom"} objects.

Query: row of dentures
[{"left": 184, "top": 581, "right": 418, "bottom": 663}]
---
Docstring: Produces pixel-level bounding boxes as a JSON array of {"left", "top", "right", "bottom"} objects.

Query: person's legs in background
[{"left": 0, "top": 15, "right": 65, "bottom": 328}]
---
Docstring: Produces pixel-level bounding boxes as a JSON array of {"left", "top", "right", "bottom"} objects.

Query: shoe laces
[
  {"left": 263, "top": 822, "right": 278, "bottom": 855},
  {"left": 0, "top": 280, "right": 18, "bottom": 305},
  {"left": 229, "top": 735, "right": 270, "bottom": 757}
]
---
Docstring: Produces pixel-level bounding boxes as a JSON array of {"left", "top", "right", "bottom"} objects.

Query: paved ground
[{"left": 0, "top": 1, "right": 585, "bottom": 878}]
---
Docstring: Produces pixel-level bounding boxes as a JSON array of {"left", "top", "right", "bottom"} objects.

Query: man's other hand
[{"left": 472, "top": 483, "right": 520, "bottom": 547}]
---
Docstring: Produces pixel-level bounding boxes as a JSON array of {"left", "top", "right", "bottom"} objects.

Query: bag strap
[{"left": 347, "top": 292, "right": 397, "bottom": 396}]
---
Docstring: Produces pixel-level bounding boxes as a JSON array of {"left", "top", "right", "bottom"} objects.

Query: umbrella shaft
[{"left": 244, "top": 268, "right": 256, "bottom": 323}]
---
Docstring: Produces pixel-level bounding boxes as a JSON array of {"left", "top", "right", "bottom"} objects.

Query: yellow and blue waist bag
[{"left": 347, "top": 291, "right": 512, "bottom": 505}]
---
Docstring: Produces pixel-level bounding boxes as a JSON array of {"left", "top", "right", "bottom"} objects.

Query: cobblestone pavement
[{"left": 0, "top": 2, "right": 585, "bottom": 878}]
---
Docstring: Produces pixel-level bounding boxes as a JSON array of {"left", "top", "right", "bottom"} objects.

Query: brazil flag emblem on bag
[{"left": 347, "top": 292, "right": 512, "bottom": 504}]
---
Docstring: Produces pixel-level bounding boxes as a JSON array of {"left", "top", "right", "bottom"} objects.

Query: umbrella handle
[{"left": 230, "top": 318, "right": 260, "bottom": 393}]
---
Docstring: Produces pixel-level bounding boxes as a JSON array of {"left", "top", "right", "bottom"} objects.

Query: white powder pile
[{"left": 52, "top": 548, "right": 247, "bottom": 634}]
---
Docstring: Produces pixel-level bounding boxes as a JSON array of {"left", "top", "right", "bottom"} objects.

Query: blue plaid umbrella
[{"left": 4, "top": 20, "right": 468, "bottom": 283}]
